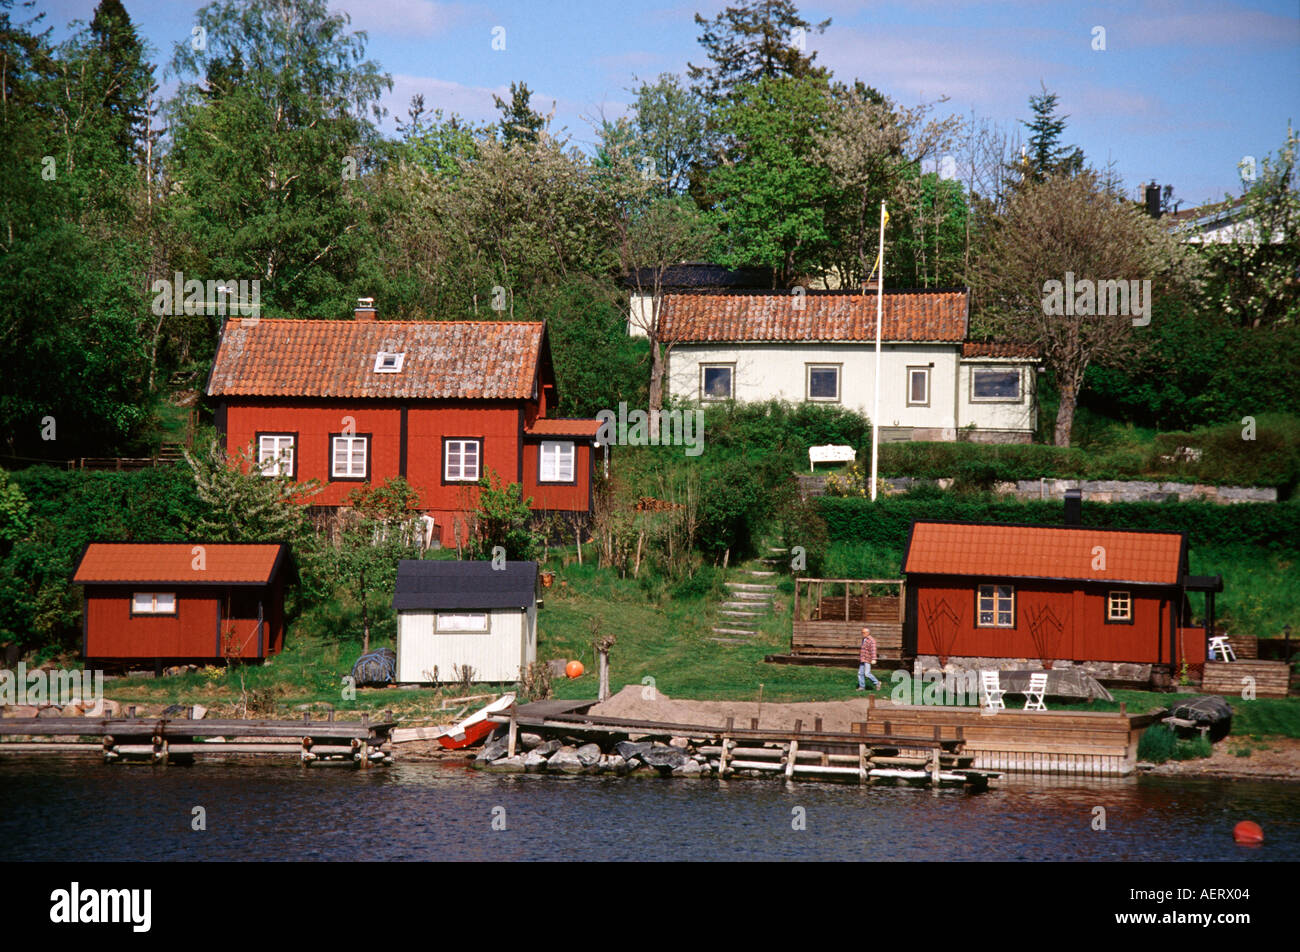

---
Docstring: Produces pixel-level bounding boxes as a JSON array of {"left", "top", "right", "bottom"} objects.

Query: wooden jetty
[
  {"left": 849, "top": 700, "right": 1163, "bottom": 777},
  {"left": 488, "top": 701, "right": 1000, "bottom": 790},
  {"left": 0, "top": 712, "right": 396, "bottom": 767}
]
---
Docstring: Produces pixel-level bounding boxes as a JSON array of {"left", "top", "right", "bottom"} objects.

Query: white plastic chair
[
  {"left": 980, "top": 670, "right": 1005, "bottom": 711},
  {"left": 1024, "top": 672, "right": 1048, "bottom": 711},
  {"left": 1208, "top": 635, "right": 1236, "bottom": 662}
]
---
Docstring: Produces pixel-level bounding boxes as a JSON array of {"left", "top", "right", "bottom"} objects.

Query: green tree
[
  {"left": 975, "top": 171, "right": 1199, "bottom": 446},
  {"left": 493, "top": 80, "right": 547, "bottom": 146},
  {"left": 164, "top": 0, "right": 391, "bottom": 321},
  {"left": 183, "top": 438, "right": 319, "bottom": 542},
  {"left": 629, "top": 73, "right": 709, "bottom": 195},
  {"left": 468, "top": 470, "right": 537, "bottom": 561},
  {"left": 705, "top": 74, "right": 834, "bottom": 286},
  {"left": 1019, "top": 83, "right": 1084, "bottom": 184},
  {"left": 688, "top": 0, "right": 831, "bottom": 105},
  {"left": 330, "top": 479, "right": 423, "bottom": 653}
]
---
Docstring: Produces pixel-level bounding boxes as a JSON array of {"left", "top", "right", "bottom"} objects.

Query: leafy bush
[
  {"left": 1137, "top": 724, "right": 1176, "bottom": 763},
  {"left": 817, "top": 495, "right": 1300, "bottom": 551}
]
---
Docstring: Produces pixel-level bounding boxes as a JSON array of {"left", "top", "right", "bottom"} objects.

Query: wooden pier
[
  {"left": 488, "top": 702, "right": 999, "bottom": 789},
  {"left": 0, "top": 712, "right": 396, "bottom": 767}
]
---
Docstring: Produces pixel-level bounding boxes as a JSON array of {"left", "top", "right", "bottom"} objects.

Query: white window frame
[
  {"left": 331, "top": 435, "right": 368, "bottom": 479},
  {"left": 1107, "top": 590, "right": 1132, "bottom": 622},
  {"left": 540, "top": 441, "right": 576, "bottom": 482},
  {"left": 444, "top": 439, "right": 481, "bottom": 482},
  {"left": 970, "top": 367, "right": 1023, "bottom": 403},
  {"left": 977, "top": 583, "right": 1015, "bottom": 628},
  {"left": 373, "top": 351, "right": 405, "bottom": 373},
  {"left": 132, "top": 592, "right": 176, "bottom": 615},
  {"left": 435, "top": 612, "right": 489, "bottom": 633},
  {"left": 806, "top": 364, "right": 841, "bottom": 403},
  {"left": 257, "top": 434, "right": 295, "bottom": 477},
  {"left": 907, "top": 367, "right": 931, "bottom": 407},
  {"left": 700, "top": 364, "right": 734, "bottom": 401}
]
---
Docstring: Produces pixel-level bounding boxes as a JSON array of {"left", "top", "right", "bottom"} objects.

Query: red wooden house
[
  {"left": 74, "top": 543, "right": 292, "bottom": 667},
  {"left": 205, "top": 301, "right": 603, "bottom": 546},
  {"left": 902, "top": 519, "right": 1222, "bottom": 684}
]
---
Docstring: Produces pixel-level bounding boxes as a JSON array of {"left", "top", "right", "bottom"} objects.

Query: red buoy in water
[
  {"left": 565, "top": 660, "right": 585, "bottom": 679},
  {"left": 1233, "top": 821, "right": 1264, "bottom": 845}
]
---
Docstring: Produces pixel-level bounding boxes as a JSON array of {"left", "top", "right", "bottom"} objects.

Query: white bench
[{"left": 809, "top": 445, "right": 856, "bottom": 471}]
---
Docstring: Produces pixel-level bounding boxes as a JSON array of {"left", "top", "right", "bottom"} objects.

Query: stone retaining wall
[
  {"left": 801, "top": 474, "right": 1276, "bottom": 503},
  {"left": 915, "top": 655, "right": 1155, "bottom": 685}
]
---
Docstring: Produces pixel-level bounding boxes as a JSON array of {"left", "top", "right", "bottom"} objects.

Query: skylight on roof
[{"left": 374, "top": 351, "right": 405, "bottom": 373}]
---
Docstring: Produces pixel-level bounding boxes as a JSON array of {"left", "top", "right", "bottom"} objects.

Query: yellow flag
[{"left": 882, "top": 208, "right": 890, "bottom": 228}]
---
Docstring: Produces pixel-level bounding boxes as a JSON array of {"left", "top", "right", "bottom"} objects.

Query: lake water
[{"left": 1, "top": 756, "right": 1295, "bottom": 861}]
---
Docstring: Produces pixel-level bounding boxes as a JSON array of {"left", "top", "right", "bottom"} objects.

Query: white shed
[{"left": 393, "top": 560, "right": 538, "bottom": 684}]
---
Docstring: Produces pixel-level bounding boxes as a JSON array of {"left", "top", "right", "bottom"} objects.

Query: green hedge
[{"left": 817, "top": 496, "right": 1300, "bottom": 551}]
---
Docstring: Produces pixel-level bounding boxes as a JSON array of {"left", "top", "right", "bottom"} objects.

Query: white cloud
[{"left": 328, "top": 0, "right": 470, "bottom": 38}]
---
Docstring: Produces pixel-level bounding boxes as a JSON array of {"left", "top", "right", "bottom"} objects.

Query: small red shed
[
  {"left": 74, "top": 543, "right": 293, "bottom": 668},
  {"left": 902, "top": 521, "right": 1220, "bottom": 683}
]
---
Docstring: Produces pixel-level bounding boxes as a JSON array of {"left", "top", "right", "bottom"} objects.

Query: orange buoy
[
  {"left": 1233, "top": 821, "right": 1264, "bottom": 845},
  {"left": 565, "top": 660, "right": 585, "bottom": 679}
]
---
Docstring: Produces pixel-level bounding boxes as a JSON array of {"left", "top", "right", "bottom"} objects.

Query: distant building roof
[
  {"left": 393, "top": 560, "right": 538, "bottom": 611},
  {"left": 74, "top": 543, "right": 289, "bottom": 585},
  {"left": 903, "top": 521, "right": 1185, "bottom": 586},
  {"left": 623, "top": 263, "right": 775, "bottom": 291},
  {"left": 207, "top": 319, "right": 545, "bottom": 400},
  {"left": 525, "top": 418, "right": 602, "bottom": 438},
  {"left": 659, "top": 288, "right": 969, "bottom": 344},
  {"left": 962, "top": 341, "right": 1041, "bottom": 359}
]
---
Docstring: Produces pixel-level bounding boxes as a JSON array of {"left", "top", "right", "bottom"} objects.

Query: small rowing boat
[{"left": 437, "top": 694, "right": 515, "bottom": 750}]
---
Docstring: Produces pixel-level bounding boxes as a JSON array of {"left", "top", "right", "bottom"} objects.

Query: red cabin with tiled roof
[
  {"left": 205, "top": 301, "right": 602, "bottom": 545},
  {"left": 901, "top": 518, "right": 1220, "bottom": 684},
  {"left": 73, "top": 543, "right": 292, "bottom": 666}
]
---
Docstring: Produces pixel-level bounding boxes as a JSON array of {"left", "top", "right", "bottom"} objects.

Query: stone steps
[
  {"left": 726, "top": 581, "right": 777, "bottom": 591},
  {"left": 710, "top": 628, "right": 758, "bottom": 637}
]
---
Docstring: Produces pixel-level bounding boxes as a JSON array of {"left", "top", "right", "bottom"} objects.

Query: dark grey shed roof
[{"left": 392, "top": 560, "right": 538, "bottom": 611}]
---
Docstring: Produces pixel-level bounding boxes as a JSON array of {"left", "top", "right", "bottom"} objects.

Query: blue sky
[{"left": 36, "top": 0, "right": 1300, "bottom": 207}]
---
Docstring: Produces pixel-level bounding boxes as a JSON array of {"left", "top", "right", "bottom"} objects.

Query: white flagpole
[{"left": 870, "top": 201, "right": 887, "bottom": 502}]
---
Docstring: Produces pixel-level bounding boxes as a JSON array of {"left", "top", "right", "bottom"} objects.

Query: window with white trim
[
  {"left": 331, "top": 435, "right": 368, "bottom": 479},
  {"left": 806, "top": 365, "right": 840, "bottom": 402},
  {"left": 373, "top": 351, "right": 405, "bottom": 373},
  {"left": 132, "top": 592, "right": 176, "bottom": 615},
  {"left": 971, "top": 368, "right": 1022, "bottom": 402},
  {"left": 258, "top": 434, "right": 295, "bottom": 476},
  {"left": 540, "top": 441, "right": 575, "bottom": 482},
  {"left": 701, "top": 364, "right": 734, "bottom": 400},
  {"left": 444, "top": 439, "right": 481, "bottom": 482},
  {"left": 907, "top": 367, "right": 930, "bottom": 406},
  {"left": 436, "top": 612, "right": 488, "bottom": 633},
  {"left": 977, "top": 584, "right": 1015, "bottom": 627},
  {"left": 1107, "top": 590, "right": 1132, "bottom": 622}
]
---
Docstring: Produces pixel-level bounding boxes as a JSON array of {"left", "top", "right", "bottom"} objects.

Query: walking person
[{"left": 857, "top": 626, "right": 881, "bottom": 691}]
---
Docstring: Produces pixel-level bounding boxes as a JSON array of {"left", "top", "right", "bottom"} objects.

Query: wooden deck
[
  {"left": 0, "top": 714, "right": 396, "bottom": 766},
  {"left": 788, "top": 578, "right": 907, "bottom": 664},
  {"left": 849, "top": 702, "right": 1160, "bottom": 777}
]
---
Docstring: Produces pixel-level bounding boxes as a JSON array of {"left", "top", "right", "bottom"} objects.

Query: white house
[
  {"left": 660, "top": 289, "right": 1040, "bottom": 443},
  {"left": 393, "top": 560, "right": 538, "bottom": 684}
]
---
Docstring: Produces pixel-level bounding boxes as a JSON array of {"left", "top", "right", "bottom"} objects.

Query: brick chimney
[{"left": 354, "top": 297, "right": 376, "bottom": 321}]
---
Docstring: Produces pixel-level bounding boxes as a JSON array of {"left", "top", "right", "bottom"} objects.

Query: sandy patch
[{"left": 588, "top": 685, "right": 881, "bottom": 733}]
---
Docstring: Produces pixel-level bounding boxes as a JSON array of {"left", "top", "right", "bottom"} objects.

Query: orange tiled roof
[
  {"left": 962, "top": 341, "right": 1040, "bottom": 359},
  {"left": 659, "top": 289, "right": 968, "bottom": 343},
  {"left": 525, "top": 419, "right": 602, "bottom": 437},
  {"left": 207, "top": 319, "right": 544, "bottom": 400},
  {"left": 903, "top": 522, "right": 1184, "bottom": 586},
  {"left": 74, "top": 543, "right": 287, "bottom": 585}
]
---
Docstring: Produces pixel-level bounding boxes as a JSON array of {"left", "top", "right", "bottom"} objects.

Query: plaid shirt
[{"left": 859, "top": 634, "right": 877, "bottom": 663}]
